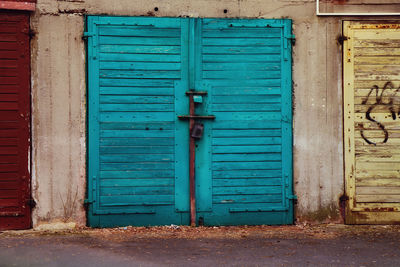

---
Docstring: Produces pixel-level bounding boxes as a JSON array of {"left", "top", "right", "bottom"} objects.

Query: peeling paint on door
[{"left": 344, "top": 21, "right": 400, "bottom": 224}]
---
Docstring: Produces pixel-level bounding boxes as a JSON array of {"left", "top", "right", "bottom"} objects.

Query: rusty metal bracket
[
  {"left": 337, "top": 35, "right": 348, "bottom": 45},
  {"left": 178, "top": 115, "right": 215, "bottom": 120}
]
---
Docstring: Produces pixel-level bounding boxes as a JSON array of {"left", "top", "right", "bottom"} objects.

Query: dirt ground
[{"left": 0, "top": 224, "right": 400, "bottom": 266}]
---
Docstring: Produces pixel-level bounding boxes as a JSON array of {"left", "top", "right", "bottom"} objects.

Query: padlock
[{"left": 191, "top": 123, "right": 204, "bottom": 139}]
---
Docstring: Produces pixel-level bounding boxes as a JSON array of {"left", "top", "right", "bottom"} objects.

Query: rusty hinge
[
  {"left": 82, "top": 32, "right": 95, "bottom": 41},
  {"left": 337, "top": 35, "right": 348, "bottom": 45},
  {"left": 26, "top": 198, "right": 36, "bottom": 208},
  {"left": 28, "top": 29, "right": 36, "bottom": 39}
]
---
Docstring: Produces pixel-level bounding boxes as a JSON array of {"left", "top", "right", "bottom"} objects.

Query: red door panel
[{"left": 0, "top": 11, "right": 31, "bottom": 230}]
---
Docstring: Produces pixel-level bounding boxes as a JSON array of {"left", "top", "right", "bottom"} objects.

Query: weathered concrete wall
[
  {"left": 32, "top": 0, "right": 398, "bottom": 226},
  {"left": 31, "top": 11, "right": 86, "bottom": 226}
]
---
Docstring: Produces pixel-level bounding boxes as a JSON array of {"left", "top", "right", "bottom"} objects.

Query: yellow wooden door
[{"left": 344, "top": 22, "right": 400, "bottom": 224}]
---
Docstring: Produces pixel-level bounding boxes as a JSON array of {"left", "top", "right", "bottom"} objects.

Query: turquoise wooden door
[{"left": 87, "top": 16, "right": 293, "bottom": 227}]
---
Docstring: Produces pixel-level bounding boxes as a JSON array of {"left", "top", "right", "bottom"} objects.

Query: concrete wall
[{"left": 30, "top": 0, "right": 398, "bottom": 226}]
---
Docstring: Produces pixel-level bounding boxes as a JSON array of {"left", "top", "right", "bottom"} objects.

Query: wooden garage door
[
  {"left": 344, "top": 22, "right": 400, "bottom": 224},
  {"left": 0, "top": 12, "right": 31, "bottom": 230}
]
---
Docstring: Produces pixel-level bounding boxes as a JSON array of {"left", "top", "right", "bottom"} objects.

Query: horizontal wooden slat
[
  {"left": 0, "top": 129, "right": 18, "bottom": 138},
  {"left": 0, "top": 34, "right": 17, "bottom": 42},
  {"left": 213, "top": 111, "right": 281, "bottom": 121},
  {"left": 356, "top": 178, "right": 400, "bottom": 187},
  {"left": 213, "top": 153, "right": 281, "bottom": 162},
  {"left": 100, "top": 146, "right": 174, "bottom": 154},
  {"left": 213, "top": 169, "right": 282, "bottom": 178},
  {"left": 213, "top": 145, "right": 281, "bottom": 154},
  {"left": 100, "top": 62, "right": 181, "bottom": 71},
  {"left": 203, "top": 54, "right": 281, "bottom": 63},
  {"left": 213, "top": 186, "right": 281, "bottom": 195},
  {"left": 213, "top": 120, "right": 281, "bottom": 129},
  {"left": 101, "top": 178, "right": 174, "bottom": 187},
  {"left": 202, "top": 28, "right": 281, "bottom": 37},
  {"left": 357, "top": 186, "right": 400, "bottom": 196},
  {"left": 354, "top": 30, "right": 400, "bottom": 40},
  {"left": 213, "top": 178, "right": 282, "bottom": 187},
  {"left": 203, "top": 70, "right": 280, "bottom": 80},
  {"left": 100, "top": 170, "right": 174, "bottom": 179},
  {"left": 100, "top": 104, "right": 173, "bottom": 112},
  {"left": 354, "top": 39, "right": 400, "bottom": 48},
  {"left": 354, "top": 56, "right": 400, "bottom": 66},
  {"left": 0, "top": 189, "right": 18, "bottom": 198},
  {"left": 0, "top": 172, "right": 18, "bottom": 180},
  {"left": 100, "top": 45, "right": 180, "bottom": 54},
  {"left": 100, "top": 154, "right": 173, "bottom": 163},
  {"left": 0, "top": 198, "right": 18, "bottom": 208},
  {"left": 100, "top": 122, "right": 174, "bottom": 130},
  {"left": 0, "top": 51, "right": 18, "bottom": 60},
  {"left": 100, "top": 137, "right": 174, "bottom": 146},
  {"left": 0, "top": 77, "right": 18, "bottom": 85},
  {"left": 101, "top": 129, "right": 173, "bottom": 138},
  {"left": 203, "top": 46, "right": 280, "bottom": 54},
  {"left": 356, "top": 161, "right": 400, "bottom": 171},
  {"left": 0, "top": 156, "right": 17, "bottom": 164},
  {"left": 0, "top": 42, "right": 17, "bottom": 51},
  {"left": 213, "top": 129, "right": 281, "bottom": 137},
  {"left": 213, "top": 95, "right": 281, "bottom": 104},
  {"left": 99, "top": 27, "right": 180, "bottom": 37},
  {"left": 0, "top": 147, "right": 17, "bottom": 155},
  {"left": 203, "top": 38, "right": 280, "bottom": 47},
  {"left": 0, "top": 94, "right": 18, "bottom": 102},
  {"left": 356, "top": 169, "right": 400, "bottom": 179},
  {"left": 0, "top": 59, "right": 17, "bottom": 68},
  {"left": 100, "top": 95, "right": 174, "bottom": 104},
  {"left": 213, "top": 161, "right": 281, "bottom": 171},
  {"left": 212, "top": 103, "right": 281, "bottom": 112},
  {"left": 212, "top": 87, "right": 281, "bottom": 96},
  {"left": 100, "top": 195, "right": 173, "bottom": 205},
  {"left": 213, "top": 194, "right": 282, "bottom": 204},
  {"left": 203, "top": 62, "right": 280, "bottom": 71},
  {"left": 0, "top": 138, "right": 18, "bottom": 146},
  {"left": 99, "top": 36, "right": 181, "bottom": 46},
  {"left": 213, "top": 137, "right": 281, "bottom": 146},
  {"left": 357, "top": 195, "right": 400, "bottom": 203},
  {"left": 0, "top": 85, "right": 18, "bottom": 93},
  {"left": 100, "top": 87, "right": 173, "bottom": 95},
  {"left": 100, "top": 70, "right": 180, "bottom": 79},
  {"left": 100, "top": 79, "right": 175, "bottom": 88},
  {"left": 99, "top": 111, "right": 174, "bottom": 122},
  {"left": 100, "top": 162, "right": 174, "bottom": 171},
  {"left": 101, "top": 186, "right": 173, "bottom": 196}
]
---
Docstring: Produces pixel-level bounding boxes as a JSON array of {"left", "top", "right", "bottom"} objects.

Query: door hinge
[
  {"left": 286, "top": 34, "right": 296, "bottom": 46},
  {"left": 28, "top": 29, "right": 36, "bottom": 39},
  {"left": 26, "top": 198, "right": 36, "bottom": 208},
  {"left": 84, "top": 198, "right": 93, "bottom": 210},
  {"left": 288, "top": 195, "right": 298, "bottom": 204},
  {"left": 82, "top": 32, "right": 95, "bottom": 40},
  {"left": 337, "top": 35, "right": 348, "bottom": 45}
]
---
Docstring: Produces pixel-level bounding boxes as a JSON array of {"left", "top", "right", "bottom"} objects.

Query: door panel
[
  {"left": 0, "top": 12, "right": 31, "bottom": 230},
  {"left": 195, "top": 19, "right": 293, "bottom": 225},
  {"left": 87, "top": 16, "right": 293, "bottom": 227},
  {"left": 88, "top": 17, "right": 189, "bottom": 226},
  {"left": 344, "top": 22, "right": 400, "bottom": 224}
]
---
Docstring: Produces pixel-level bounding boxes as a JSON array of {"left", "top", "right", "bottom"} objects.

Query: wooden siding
[
  {"left": 344, "top": 22, "right": 400, "bottom": 224},
  {"left": 0, "top": 12, "right": 31, "bottom": 230}
]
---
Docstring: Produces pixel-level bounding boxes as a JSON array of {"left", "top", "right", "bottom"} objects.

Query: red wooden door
[{"left": 0, "top": 11, "right": 31, "bottom": 230}]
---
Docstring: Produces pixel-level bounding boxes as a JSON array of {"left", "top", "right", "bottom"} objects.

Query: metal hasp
[{"left": 178, "top": 90, "right": 215, "bottom": 226}]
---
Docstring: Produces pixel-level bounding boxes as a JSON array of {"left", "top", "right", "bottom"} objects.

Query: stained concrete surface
[{"left": 0, "top": 225, "right": 400, "bottom": 267}]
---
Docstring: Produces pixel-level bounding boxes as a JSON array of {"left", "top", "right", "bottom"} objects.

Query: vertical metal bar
[{"left": 189, "top": 94, "right": 196, "bottom": 226}]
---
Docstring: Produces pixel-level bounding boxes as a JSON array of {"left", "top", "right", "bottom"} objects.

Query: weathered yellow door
[{"left": 344, "top": 22, "right": 400, "bottom": 224}]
